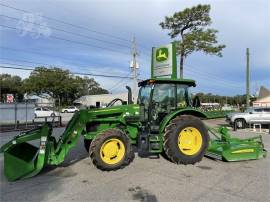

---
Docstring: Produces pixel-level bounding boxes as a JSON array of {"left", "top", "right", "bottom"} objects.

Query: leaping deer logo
[{"left": 156, "top": 48, "right": 168, "bottom": 62}]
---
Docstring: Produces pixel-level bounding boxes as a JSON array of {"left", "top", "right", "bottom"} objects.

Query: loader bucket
[
  {"left": 0, "top": 124, "right": 52, "bottom": 181},
  {"left": 206, "top": 127, "right": 267, "bottom": 161}
]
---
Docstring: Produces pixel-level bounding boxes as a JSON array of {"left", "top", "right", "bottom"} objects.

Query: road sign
[
  {"left": 6, "top": 94, "right": 14, "bottom": 103},
  {"left": 151, "top": 42, "right": 177, "bottom": 79}
]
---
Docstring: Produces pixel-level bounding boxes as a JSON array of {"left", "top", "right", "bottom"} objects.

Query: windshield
[
  {"left": 138, "top": 84, "right": 152, "bottom": 106},
  {"left": 152, "top": 84, "right": 191, "bottom": 109}
]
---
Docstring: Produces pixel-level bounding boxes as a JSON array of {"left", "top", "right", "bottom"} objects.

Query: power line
[
  {"left": 0, "top": 24, "right": 129, "bottom": 54},
  {"left": 0, "top": 57, "right": 115, "bottom": 75},
  {"left": 0, "top": 14, "right": 131, "bottom": 49},
  {"left": 0, "top": 64, "right": 133, "bottom": 79},
  {"left": 0, "top": 2, "right": 150, "bottom": 57},
  {"left": 185, "top": 65, "right": 242, "bottom": 88},
  {"left": 0, "top": 2, "right": 131, "bottom": 42},
  {"left": 0, "top": 57, "right": 55, "bottom": 67},
  {"left": 185, "top": 70, "right": 242, "bottom": 90},
  {"left": 108, "top": 77, "right": 130, "bottom": 91},
  {"left": 0, "top": 46, "right": 132, "bottom": 75}
]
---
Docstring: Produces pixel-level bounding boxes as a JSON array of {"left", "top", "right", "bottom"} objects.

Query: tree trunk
[
  {"left": 180, "top": 33, "right": 185, "bottom": 79},
  {"left": 179, "top": 51, "right": 184, "bottom": 78}
]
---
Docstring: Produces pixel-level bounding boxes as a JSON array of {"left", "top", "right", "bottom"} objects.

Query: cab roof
[{"left": 138, "top": 78, "right": 196, "bottom": 87}]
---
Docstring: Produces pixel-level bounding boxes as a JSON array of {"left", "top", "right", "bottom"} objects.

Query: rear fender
[{"left": 159, "top": 108, "right": 207, "bottom": 134}]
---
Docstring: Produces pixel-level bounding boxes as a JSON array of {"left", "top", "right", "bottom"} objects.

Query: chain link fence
[{"left": 0, "top": 102, "right": 62, "bottom": 131}]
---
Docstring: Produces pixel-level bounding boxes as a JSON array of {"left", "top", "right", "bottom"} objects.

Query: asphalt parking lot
[{"left": 0, "top": 119, "right": 269, "bottom": 201}]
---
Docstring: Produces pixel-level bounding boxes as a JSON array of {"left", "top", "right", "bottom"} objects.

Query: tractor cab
[{"left": 137, "top": 78, "right": 196, "bottom": 130}]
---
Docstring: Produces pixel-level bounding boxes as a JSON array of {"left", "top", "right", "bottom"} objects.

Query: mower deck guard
[
  {"left": 0, "top": 124, "right": 52, "bottom": 181},
  {"left": 206, "top": 127, "right": 267, "bottom": 161}
]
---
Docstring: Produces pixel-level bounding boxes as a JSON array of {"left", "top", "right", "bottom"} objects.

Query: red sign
[{"left": 6, "top": 94, "right": 14, "bottom": 103}]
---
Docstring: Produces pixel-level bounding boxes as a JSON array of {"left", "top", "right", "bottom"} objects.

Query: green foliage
[
  {"left": 82, "top": 77, "right": 109, "bottom": 95},
  {"left": 23, "top": 67, "right": 109, "bottom": 105},
  {"left": 160, "top": 4, "right": 226, "bottom": 77},
  {"left": 0, "top": 74, "right": 24, "bottom": 102}
]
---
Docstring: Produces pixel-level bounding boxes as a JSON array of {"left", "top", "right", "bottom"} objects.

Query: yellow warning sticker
[{"left": 232, "top": 149, "right": 254, "bottom": 154}]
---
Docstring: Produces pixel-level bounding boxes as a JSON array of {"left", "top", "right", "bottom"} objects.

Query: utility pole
[
  {"left": 246, "top": 48, "right": 250, "bottom": 107},
  {"left": 131, "top": 36, "right": 139, "bottom": 102}
]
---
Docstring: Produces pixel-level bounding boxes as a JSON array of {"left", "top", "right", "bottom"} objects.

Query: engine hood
[{"left": 85, "top": 104, "right": 140, "bottom": 117}]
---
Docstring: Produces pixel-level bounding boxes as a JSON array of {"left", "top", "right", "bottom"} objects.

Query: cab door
[{"left": 150, "top": 84, "right": 176, "bottom": 130}]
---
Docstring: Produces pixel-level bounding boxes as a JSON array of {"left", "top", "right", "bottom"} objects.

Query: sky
[{"left": 0, "top": 0, "right": 269, "bottom": 96}]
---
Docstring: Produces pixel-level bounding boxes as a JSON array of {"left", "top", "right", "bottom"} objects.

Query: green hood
[{"left": 85, "top": 104, "right": 140, "bottom": 117}]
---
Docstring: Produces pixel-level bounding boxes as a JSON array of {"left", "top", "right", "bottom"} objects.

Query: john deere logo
[{"left": 156, "top": 48, "right": 168, "bottom": 62}]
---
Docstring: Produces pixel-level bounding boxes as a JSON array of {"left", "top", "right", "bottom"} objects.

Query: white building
[
  {"left": 253, "top": 86, "right": 270, "bottom": 107},
  {"left": 24, "top": 94, "right": 55, "bottom": 107},
  {"left": 74, "top": 93, "right": 130, "bottom": 108},
  {"left": 253, "top": 96, "right": 270, "bottom": 107}
]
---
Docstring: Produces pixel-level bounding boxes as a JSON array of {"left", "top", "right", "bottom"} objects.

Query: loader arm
[
  {"left": 0, "top": 126, "right": 50, "bottom": 153},
  {"left": 0, "top": 111, "right": 87, "bottom": 181},
  {"left": 47, "top": 111, "right": 87, "bottom": 165}
]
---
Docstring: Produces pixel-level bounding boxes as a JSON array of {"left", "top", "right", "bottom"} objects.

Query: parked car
[
  {"left": 61, "top": 106, "right": 79, "bottom": 113},
  {"left": 226, "top": 107, "right": 270, "bottom": 129},
  {"left": 34, "top": 107, "right": 59, "bottom": 117}
]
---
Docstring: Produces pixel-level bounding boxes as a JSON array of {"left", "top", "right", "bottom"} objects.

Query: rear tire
[
  {"left": 89, "top": 129, "right": 134, "bottom": 171},
  {"left": 164, "top": 115, "right": 209, "bottom": 165}
]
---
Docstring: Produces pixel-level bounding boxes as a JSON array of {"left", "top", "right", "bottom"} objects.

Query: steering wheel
[{"left": 106, "top": 98, "right": 125, "bottom": 107}]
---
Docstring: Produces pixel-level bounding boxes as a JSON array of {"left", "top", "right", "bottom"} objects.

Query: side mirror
[
  {"left": 249, "top": 111, "right": 253, "bottom": 114},
  {"left": 192, "top": 96, "right": 201, "bottom": 108}
]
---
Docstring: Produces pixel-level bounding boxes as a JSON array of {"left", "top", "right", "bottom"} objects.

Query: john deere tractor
[
  {"left": 0, "top": 78, "right": 213, "bottom": 180},
  {"left": 0, "top": 77, "right": 267, "bottom": 181}
]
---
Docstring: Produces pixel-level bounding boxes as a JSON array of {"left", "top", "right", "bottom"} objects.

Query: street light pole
[{"left": 131, "top": 36, "right": 138, "bottom": 102}]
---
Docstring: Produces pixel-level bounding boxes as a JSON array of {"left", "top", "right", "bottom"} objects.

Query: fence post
[
  {"left": 59, "top": 116, "right": 62, "bottom": 127},
  {"left": 15, "top": 102, "right": 18, "bottom": 129}
]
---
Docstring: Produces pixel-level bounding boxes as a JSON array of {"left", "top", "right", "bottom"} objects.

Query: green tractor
[{"left": 0, "top": 78, "right": 266, "bottom": 181}]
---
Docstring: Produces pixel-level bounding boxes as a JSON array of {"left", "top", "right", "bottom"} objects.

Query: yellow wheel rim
[
  {"left": 100, "top": 138, "right": 125, "bottom": 165},
  {"left": 178, "top": 127, "right": 203, "bottom": 156}
]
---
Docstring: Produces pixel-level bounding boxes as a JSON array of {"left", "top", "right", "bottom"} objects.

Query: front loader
[{"left": 0, "top": 78, "right": 267, "bottom": 181}]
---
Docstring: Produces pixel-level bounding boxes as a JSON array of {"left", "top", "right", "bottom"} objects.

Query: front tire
[
  {"left": 164, "top": 115, "right": 209, "bottom": 165},
  {"left": 89, "top": 129, "right": 134, "bottom": 170}
]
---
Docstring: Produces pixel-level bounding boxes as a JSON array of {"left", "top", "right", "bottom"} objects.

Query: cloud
[{"left": 1, "top": 0, "right": 269, "bottom": 96}]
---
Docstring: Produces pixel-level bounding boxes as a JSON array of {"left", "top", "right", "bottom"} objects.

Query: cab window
[
  {"left": 176, "top": 84, "right": 191, "bottom": 108},
  {"left": 138, "top": 85, "right": 152, "bottom": 107},
  {"left": 152, "top": 84, "right": 175, "bottom": 111}
]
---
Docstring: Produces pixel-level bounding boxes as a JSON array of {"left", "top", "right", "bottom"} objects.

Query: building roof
[
  {"left": 139, "top": 78, "right": 196, "bottom": 87},
  {"left": 253, "top": 95, "right": 270, "bottom": 103},
  {"left": 258, "top": 86, "right": 270, "bottom": 99}
]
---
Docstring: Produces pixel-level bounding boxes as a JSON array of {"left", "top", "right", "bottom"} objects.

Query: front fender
[{"left": 159, "top": 108, "right": 207, "bottom": 134}]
